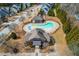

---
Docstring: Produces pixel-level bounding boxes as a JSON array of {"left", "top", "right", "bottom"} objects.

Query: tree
[
  {"left": 0, "top": 4, "right": 10, "bottom": 7},
  {"left": 66, "top": 26, "right": 79, "bottom": 55},
  {"left": 10, "top": 32, "right": 17, "bottom": 40},
  {"left": 48, "top": 7, "right": 55, "bottom": 16},
  {"left": 20, "top": 3, "right": 26, "bottom": 11},
  {"left": 39, "top": 9, "right": 45, "bottom": 16}
]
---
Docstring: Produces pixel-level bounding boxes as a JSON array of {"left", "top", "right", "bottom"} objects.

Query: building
[
  {"left": 41, "top": 3, "right": 54, "bottom": 14},
  {"left": 32, "top": 16, "right": 45, "bottom": 23},
  {"left": 24, "top": 29, "right": 55, "bottom": 49}
]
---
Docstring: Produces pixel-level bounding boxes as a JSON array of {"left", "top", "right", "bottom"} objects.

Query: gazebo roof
[
  {"left": 25, "top": 29, "right": 51, "bottom": 42},
  {"left": 32, "top": 16, "right": 43, "bottom": 21}
]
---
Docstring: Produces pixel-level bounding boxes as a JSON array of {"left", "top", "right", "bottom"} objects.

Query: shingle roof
[
  {"left": 32, "top": 16, "right": 43, "bottom": 20},
  {"left": 25, "top": 29, "right": 51, "bottom": 42}
]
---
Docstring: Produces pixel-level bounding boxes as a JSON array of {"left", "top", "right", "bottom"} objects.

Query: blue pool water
[
  {"left": 23, "top": 21, "right": 59, "bottom": 33},
  {"left": 28, "top": 21, "right": 56, "bottom": 30}
]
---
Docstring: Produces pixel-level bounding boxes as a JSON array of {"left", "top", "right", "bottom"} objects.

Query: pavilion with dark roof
[
  {"left": 32, "top": 16, "right": 45, "bottom": 23},
  {"left": 24, "top": 28, "right": 55, "bottom": 49}
]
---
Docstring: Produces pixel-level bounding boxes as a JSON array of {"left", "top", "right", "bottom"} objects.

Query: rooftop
[{"left": 32, "top": 16, "right": 43, "bottom": 21}]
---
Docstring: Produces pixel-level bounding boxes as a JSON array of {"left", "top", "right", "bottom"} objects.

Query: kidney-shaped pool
[{"left": 23, "top": 21, "right": 59, "bottom": 33}]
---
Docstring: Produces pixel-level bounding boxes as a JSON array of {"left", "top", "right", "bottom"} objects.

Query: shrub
[{"left": 10, "top": 32, "right": 17, "bottom": 39}]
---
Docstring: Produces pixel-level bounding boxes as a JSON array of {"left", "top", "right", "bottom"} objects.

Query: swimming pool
[{"left": 23, "top": 21, "right": 59, "bottom": 33}]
